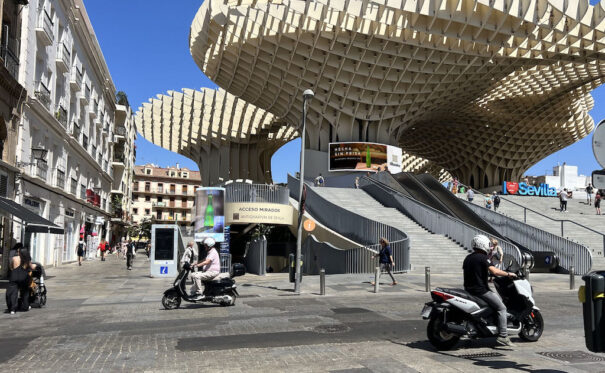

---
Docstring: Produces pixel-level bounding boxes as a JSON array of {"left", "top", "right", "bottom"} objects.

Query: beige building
[
  {"left": 190, "top": 0, "right": 605, "bottom": 188},
  {"left": 131, "top": 164, "right": 201, "bottom": 231}
]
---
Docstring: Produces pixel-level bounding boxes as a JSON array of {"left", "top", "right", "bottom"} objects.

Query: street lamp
[
  {"left": 16, "top": 147, "right": 48, "bottom": 167},
  {"left": 295, "top": 88, "right": 314, "bottom": 294}
]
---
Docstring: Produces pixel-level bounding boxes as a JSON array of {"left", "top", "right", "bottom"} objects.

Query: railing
[
  {"left": 1, "top": 44, "right": 19, "bottom": 79},
  {"left": 97, "top": 152, "right": 102, "bottom": 165},
  {"left": 38, "top": 10, "right": 54, "bottom": 43},
  {"left": 71, "top": 121, "right": 80, "bottom": 139},
  {"left": 70, "top": 66, "right": 82, "bottom": 88},
  {"left": 80, "top": 186, "right": 86, "bottom": 200},
  {"left": 34, "top": 80, "right": 51, "bottom": 110},
  {"left": 288, "top": 174, "right": 410, "bottom": 272},
  {"left": 462, "top": 199, "right": 593, "bottom": 274},
  {"left": 225, "top": 183, "right": 289, "bottom": 205},
  {"left": 82, "top": 134, "right": 88, "bottom": 150},
  {"left": 91, "top": 145, "right": 97, "bottom": 159},
  {"left": 153, "top": 202, "right": 166, "bottom": 207},
  {"left": 57, "top": 42, "right": 70, "bottom": 68},
  {"left": 113, "top": 154, "right": 125, "bottom": 163},
  {"left": 358, "top": 176, "right": 526, "bottom": 268},
  {"left": 55, "top": 104, "right": 68, "bottom": 127},
  {"left": 70, "top": 178, "right": 77, "bottom": 195},
  {"left": 55, "top": 168, "right": 65, "bottom": 189},
  {"left": 115, "top": 126, "right": 126, "bottom": 136},
  {"left": 32, "top": 160, "right": 48, "bottom": 181}
]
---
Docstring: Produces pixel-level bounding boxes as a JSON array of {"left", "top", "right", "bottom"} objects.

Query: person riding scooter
[
  {"left": 463, "top": 234, "right": 517, "bottom": 347},
  {"left": 188, "top": 238, "right": 220, "bottom": 300}
]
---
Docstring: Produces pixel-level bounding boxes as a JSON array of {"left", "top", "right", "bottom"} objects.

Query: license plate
[{"left": 421, "top": 305, "right": 433, "bottom": 319}]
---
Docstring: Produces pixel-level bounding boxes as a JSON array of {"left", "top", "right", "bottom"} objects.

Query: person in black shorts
[{"left": 76, "top": 239, "right": 86, "bottom": 266}]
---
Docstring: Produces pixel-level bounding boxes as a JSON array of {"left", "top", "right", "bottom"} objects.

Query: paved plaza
[{"left": 0, "top": 252, "right": 604, "bottom": 372}]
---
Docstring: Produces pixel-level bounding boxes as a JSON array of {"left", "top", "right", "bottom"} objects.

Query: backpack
[
  {"left": 493, "top": 195, "right": 500, "bottom": 204},
  {"left": 78, "top": 242, "right": 84, "bottom": 250}
]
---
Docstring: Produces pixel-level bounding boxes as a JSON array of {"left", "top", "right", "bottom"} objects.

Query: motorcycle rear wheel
[
  {"left": 162, "top": 291, "right": 181, "bottom": 310},
  {"left": 427, "top": 313, "right": 460, "bottom": 350},
  {"left": 519, "top": 309, "right": 543, "bottom": 341},
  {"left": 221, "top": 291, "right": 237, "bottom": 306}
]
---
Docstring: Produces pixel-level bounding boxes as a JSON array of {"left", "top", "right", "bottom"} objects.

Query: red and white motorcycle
[{"left": 421, "top": 267, "right": 543, "bottom": 350}]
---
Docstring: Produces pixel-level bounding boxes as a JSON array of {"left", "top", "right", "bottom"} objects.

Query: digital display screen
[{"left": 154, "top": 228, "right": 174, "bottom": 260}]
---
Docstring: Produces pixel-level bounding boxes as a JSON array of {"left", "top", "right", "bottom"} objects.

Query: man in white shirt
[
  {"left": 180, "top": 241, "right": 199, "bottom": 272},
  {"left": 190, "top": 238, "right": 221, "bottom": 299},
  {"left": 560, "top": 188, "right": 569, "bottom": 212}
]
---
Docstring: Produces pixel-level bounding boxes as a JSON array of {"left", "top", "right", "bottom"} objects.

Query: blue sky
[{"left": 86, "top": 0, "right": 605, "bottom": 183}]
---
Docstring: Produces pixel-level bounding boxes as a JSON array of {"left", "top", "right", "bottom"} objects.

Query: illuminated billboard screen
[
  {"left": 328, "top": 142, "right": 402, "bottom": 173},
  {"left": 194, "top": 187, "right": 225, "bottom": 242}
]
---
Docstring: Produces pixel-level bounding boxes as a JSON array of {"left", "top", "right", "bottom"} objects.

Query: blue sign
[
  {"left": 544, "top": 256, "right": 551, "bottom": 265},
  {"left": 160, "top": 266, "right": 168, "bottom": 274}
]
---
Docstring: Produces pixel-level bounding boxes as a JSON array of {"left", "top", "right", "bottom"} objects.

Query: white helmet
[
  {"left": 203, "top": 237, "right": 216, "bottom": 247},
  {"left": 471, "top": 235, "right": 491, "bottom": 254}
]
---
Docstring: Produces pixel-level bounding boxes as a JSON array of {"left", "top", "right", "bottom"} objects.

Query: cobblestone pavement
[{"left": 0, "top": 252, "right": 603, "bottom": 372}]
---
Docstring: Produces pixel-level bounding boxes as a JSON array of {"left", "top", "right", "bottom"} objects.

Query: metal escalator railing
[
  {"left": 358, "top": 176, "right": 527, "bottom": 268},
  {"left": 461, "top": 199, "right": 592, "bottom": 274},
  {"left": 288, "top": 174, "right": 410, "bottom": 273}
]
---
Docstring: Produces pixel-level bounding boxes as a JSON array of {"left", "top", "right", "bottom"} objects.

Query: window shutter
[{"left": 0, "top": 174, "right": 8, "bottom": 197}]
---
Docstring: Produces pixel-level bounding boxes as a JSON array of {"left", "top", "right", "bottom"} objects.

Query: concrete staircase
[
  {"left": 313, "top": 187, "right": 471, "bottom": 273},
  {"left": 463, "top": 194, "right": 605, "bottom": 269}
]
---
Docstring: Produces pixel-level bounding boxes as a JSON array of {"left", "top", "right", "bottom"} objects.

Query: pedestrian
[
  {"left": 314, "top": 173, "right": 325, "bottom": 187},
  {"left": 560, "top": 188, "right": 568, "bottom": 212},
  {"left": 126, "top": 240, "right": 135, "bottom": 270},
  {"left": 6, "top": 246, "right": 35, "bottom": 314},
  {"left": 180, "top": 241, "right": 199, "bottom": 271},
  {"left": 354, "top": 177, "right": 360, "bottom": 189},
  {"left": 121, "top": 238, "right": 128, "bottom": 260},
  {"left": 466, "top": 188, "right": 474, "bottom": 202},
  {"left": 488, "top": 238, "right": 504, "bottom": 270},
  {"left": 586, "top": 183, "right": 594, "bottom": 206},
  {"left": 485, "top": 194, "right": 493, "bottom": 209},
  {"left": 98, "top": 239, "right": 107, "bottom": 261},
  {"left": 452, "top": 178, "right": 459, "bottom": 194},
  {"left": 447, "top": 181, "right": 452, "bottom": 191},
  {"left": 595, "top": 191, "right": 601, "bottom": 215},
  {"left": 76, "top": 238, "right": 86, "bottom": 266},
  {"left": 492, "top": 191, "right": 501, "bottom": 212},
  {"left": 372, "top": 237, "right": 397, "bottom": 286}
]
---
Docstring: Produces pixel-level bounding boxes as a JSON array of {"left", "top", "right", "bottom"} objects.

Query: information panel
[
  {"left": 150, "top": 225, "right": 181, "bottom": 277},
  {"left": 194, "top": 187, "right": 225, "bottom": 242},
  {"left": 328, "top": 142, "right": 402, "bottom": 173}
]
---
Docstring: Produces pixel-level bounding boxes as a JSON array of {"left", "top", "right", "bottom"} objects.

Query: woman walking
[
  {"left": 98, "top": 239, "right": 107, "bottom": 261},
  {"left": 373, "top": 238, "right": 397, "bottom": 286},
  {"left": 6, "top": 247, "right": 36, "bottom": 314},
  {"left": 595, "top": 192, "right": 601, "bottom": 215}
]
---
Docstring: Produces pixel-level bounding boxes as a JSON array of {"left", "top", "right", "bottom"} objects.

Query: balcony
[
  {"left": 0, "top": 43, "right": 19, "bottom": 80},
  {"left": 152, "top": 201, "right": 166, "bottom": 207},
  {"left": 56, "top": 42, "right": 70, "bottom": 73},
  {"left": 55, "top": 104, "right": 68, "bottom": 128},
  {"left": 70, "top": 67, "right": 82, "bottom": 91},
  {"left": 112, "top": 153, "right": 125, "bottom": 170},
  {"left": 80, "top": 85, "right": 90, "bottom": 105},
  {"left": 35, "top": 10, "right": 54, "bottom": 46},
  {"left": 114, "top": 125, "right": 126, "bottom": 138},
  {"left": 90, "top": 99, "right": 97, "bottom": 119},
  {"left": 34, "top": 81, "right": 51, "bottom": 110},
  {"left": 55, "top": 168, "right": 65, "bottom": 190},
  {"left": 31, "top": 160, "right": 48, "bottom": 181},
  {"left": 70, "top": 121, "right": 80, "bottom": 139},
  {"left": 91, "top": 144, "right": 97, "bottom": 159}
]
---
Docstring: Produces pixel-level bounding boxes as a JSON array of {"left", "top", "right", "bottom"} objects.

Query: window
[
  {"left": 133, "top": 208, "right": 138, "bottom": 215},
  {"left": 145, "top": 168, "right": 151, "bottom": 175},
  {"left": 170, "top": 171, "right": 176, "bottom": 177},
  {"left": 144, "top": 208, "right": 150, "bottom": 215},
  {"left": 182, "top": 172, "right": 188, "bottom": 178},
  {"left": 157, "top": 196, "right": 163, "bottom": 203},
  {"left": 145, "top": 196, "right": 150, "bottom": 202}
]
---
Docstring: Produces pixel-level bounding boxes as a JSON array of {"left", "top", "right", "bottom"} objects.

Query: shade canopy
[{"left": 0, "top": 197, "right": 64, "bottom": 234}]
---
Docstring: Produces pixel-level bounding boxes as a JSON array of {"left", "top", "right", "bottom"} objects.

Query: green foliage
[
  {"left": 251, "top": 224, "right": 273, "bottom": 238},
  {"left": 116, "top": 91, "right": 130, "bottom": 108}
]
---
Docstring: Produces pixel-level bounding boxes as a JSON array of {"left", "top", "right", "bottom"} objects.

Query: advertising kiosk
[{"left": 150, "top": 224, "right": 183, "bottom": 277}]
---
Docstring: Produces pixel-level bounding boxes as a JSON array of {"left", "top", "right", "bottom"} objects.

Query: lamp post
[{"left": 295, "top": 89, "right": 314, "bottom": 294}]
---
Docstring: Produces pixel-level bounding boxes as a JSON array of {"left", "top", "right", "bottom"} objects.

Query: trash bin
[
  {"left": 289, "top": 253, "right": 304, "bottom": 283},
  {"left": 579, "top": 271, "right": 605, "bottom": 352}
]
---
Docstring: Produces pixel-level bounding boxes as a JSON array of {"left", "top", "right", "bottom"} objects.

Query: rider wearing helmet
[
  {"left": 190, "top": 237, "right": 221, "bottom": 299},
  {"left": 463, "top": 234, "right": 517, "bottom": 347}
]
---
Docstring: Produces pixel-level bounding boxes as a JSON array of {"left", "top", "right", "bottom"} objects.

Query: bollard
[
  {"left": 374, "top": 266, "right": 380, "bottom": 293},
  {"left": 320, "top": 268, "right": 326, "bottom": 295},
  {"left": 570, "top": 266, "right": 575, "bottom": 290},
  {"left": 425, "top": 266, "right": 431, "bottom": 292}
]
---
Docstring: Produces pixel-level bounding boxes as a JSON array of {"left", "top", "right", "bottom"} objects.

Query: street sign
[
  {"left": 593, "top": 119, "right": 605, "bottom": 169},
  {"left": 160, "top": 266, "right": 168, "bottom": 274},
  {"left": 303, "top": 219, "right": 316, "bottom": 232}
]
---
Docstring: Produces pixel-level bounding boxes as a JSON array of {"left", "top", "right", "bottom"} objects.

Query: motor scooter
[
  {"left": 421, "top": 262, "right": 543, "bottom": 350},
  {"left": 162, "top": 263, "right": 245, "bottom": 309}
]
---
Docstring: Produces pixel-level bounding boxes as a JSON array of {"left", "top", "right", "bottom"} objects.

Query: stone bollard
[
  {"left": 570, "top": 266, "right": 575, "bottom": 290},
  {"left": 374, "top": 267, "right": 380, "bottom": 293},
  {"left": 425, "top": 266, "right": 431, "bottom": 292},
  {"left": 320, "top": 268, "right": 326, "bottom": 295}
]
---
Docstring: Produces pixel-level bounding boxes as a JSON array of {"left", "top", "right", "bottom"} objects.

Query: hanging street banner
[
  {"left": 194, "top": 187, "right": 226, "bottom": 242},
  {"left": 225, "top": 203, "right": 293, "bottom": 225},
  {"left": 328, "top": 142, "right": 403, "bottom": 173}
]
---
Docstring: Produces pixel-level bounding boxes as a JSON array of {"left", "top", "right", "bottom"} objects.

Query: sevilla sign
[{"left": 502, "top": 182, "right": 557, "bottom": 197}]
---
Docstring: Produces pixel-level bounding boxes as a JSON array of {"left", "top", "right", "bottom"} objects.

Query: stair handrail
[
  {"left": 358, "top": 175, "right": 526, "bottom": 267},
  {"left": 456, "top": 181, "right": 605, "bottom": 256}
]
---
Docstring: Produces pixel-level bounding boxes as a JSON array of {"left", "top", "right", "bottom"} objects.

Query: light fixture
[
  {"left": 16, "top": 147, "right": 48, "bottom": 168},
  {"left": 93, "top": 186, "right": 102, "bottom": 194}
]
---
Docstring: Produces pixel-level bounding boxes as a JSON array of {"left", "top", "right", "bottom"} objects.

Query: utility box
[
  {"left": 150, "top": 225, "right": 183, "bottom": 277},
  {"left": 579, "top": 271, "right": 605, "bottom": 352}
]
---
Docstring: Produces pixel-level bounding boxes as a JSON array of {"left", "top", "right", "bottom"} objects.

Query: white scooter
[{"left": 421, "top": 265, "right": 543, "bottom": 350}]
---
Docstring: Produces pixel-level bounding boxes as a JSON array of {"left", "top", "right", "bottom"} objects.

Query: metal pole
[
  {"left": 425, "top": 266, "right": 431, "bottom": 292},
  {"left": 374, "top": 266, "right": 380, "bottom": 293},
  {"left": 560, "top": 220, "right": 564, "bottom": 237},
  {"left": 320, "top": 268, "right": 325, "bottom": 295},
  {"left": 569, "top": 266, "right": 575, "bottom": 290},
  {"left": 523, "top": 208, "right": 527, "bottom": 223},
  {"left": 295, "top": 96, "right": 309, "bottom": 294}
]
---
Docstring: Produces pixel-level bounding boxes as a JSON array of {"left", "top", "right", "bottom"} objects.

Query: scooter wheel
[
  {"left": 39, "top": 293, "right": 47, "bottom": 307},
  {"left": 162, "top": 291, "right": 181, "bottom": 310},
  {"left": 519, "top": 309, "right": 543, "bottom": 341},
  {"left": 427, "top": 313, "right": 460, "bottom": 350}
]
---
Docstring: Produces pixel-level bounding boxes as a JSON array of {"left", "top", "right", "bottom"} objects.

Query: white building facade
[
  {"left": 535, "top": 164, "right": 590, "bottom": 191},
  {"left": 14, "top": 0, "right": 134, "bottom": 265}
]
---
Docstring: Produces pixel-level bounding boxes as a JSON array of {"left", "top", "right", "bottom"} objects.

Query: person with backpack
[
  {"left": 492, "top": 191, "right": 501, "bottom": 212},
  {"left": 76, "top": 238, "right": 86, "bottom": 266},
  {"left": 586, "top": 183, "right": 594, "bottom": 206},
  {"left": 595, "top": 191, "right": 602, "bottom": 215},
  {"left": 126, "top": 240, "right": 136, "bottom": 270}
]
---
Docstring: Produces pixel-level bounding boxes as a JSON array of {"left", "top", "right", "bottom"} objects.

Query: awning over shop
[{"left": 0, "top": 196, "right": 64, "bottom": 234}]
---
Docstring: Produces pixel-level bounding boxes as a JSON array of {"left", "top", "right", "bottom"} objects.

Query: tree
[
  {"left": 138, "top": 218, "right": 153, "bottom": 241},
  {"left": 116, "top": 91, "right": 130, "bottom": 108}
]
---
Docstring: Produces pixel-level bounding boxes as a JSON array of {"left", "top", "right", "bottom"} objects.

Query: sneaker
[
  {"left": 128, "top": 266, "right": 132, "bottom": 270},
  {"left": 391, "top": 282, "right": 397, "bottom": 286},
  {"left": 10, "top": 311, "right": 15, "bottom": 315},
  {"left": 496, "top": 336, "right": 515, "bottom": 347}
]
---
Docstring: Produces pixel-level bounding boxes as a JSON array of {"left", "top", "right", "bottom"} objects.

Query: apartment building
[
  {"left": 12, "top": 0, "right": 135, "bottom": 266},
  {"left": 131, "top": 164, "right": 201, "bottom": 231}
]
